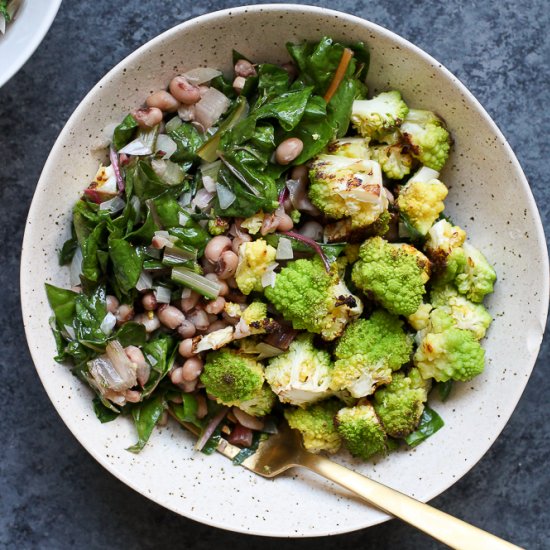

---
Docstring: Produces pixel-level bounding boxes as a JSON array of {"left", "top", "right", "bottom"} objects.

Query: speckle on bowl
[{"left": 20, "top": 4, "right": 549, "bottom": 538}]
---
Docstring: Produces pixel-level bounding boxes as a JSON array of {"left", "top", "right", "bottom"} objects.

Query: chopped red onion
[
  {"left": 152, "top": 231, "right": 176, "bottom": 249},
  {"left": 283, "top": 231, "right": 330, "bottom": 272},
  {"left": 227, "top": 424, "right": 253, "bottom": 447},
  {"left": 285, "top": 178, "right": 320, "bottom": 215},
  {"left": 182, "top": 67, "right": 222, "bottom": 85},
  {"left": 109, "top": 147, "right": 125, "bottom": 192},
  {"left": 136, "top": 270, "right": 154, "bottom": 291},
  {"left": 256, "top": 342, "right": 285, "bottom": 360},
  {"left": 194, "top": 88, "right": 230, "bottom": 130},
  {"left": 100, "top": 312, "right": 117, "bottom": 335},
  {"left": 165, "top": 116, "right": 183, "bottom": 133},
  {"left": 278, "top": 186, "right": 289, "bottom": 205},
  {"left": 118, "top": 138, "right": 153, "bottom": 156},
  {"left": 233, "top": 408, "right": 265, "bottom": 430},
  {"left": 192, "top": 188, "right": 214, "bottom": 210},
  {"left": 153, "top": 285, "right": 172, "bottom": 304},
  {"left": 99, "top": 195, "right": 125, "bottom": 213},
  {"left": 298, "top": 220, "right": 324, "bottom": 241},
  {"left": 63, "top": 324, "right": 76, "bottom": 341},
  {"left": 216, "top": 183, "right": 236, "bottom": 210},
  {"left": 151, "top": 159, "right": 184, "bottom": 185},
  {"left": 155, "top": 134, "right": 177, "bottom": 160},
  {"left": 195, "top": 406, "right": 228, "bottom": 451},
  {"left": 276, "top": 237, "right": 294, "bottom": 260}
]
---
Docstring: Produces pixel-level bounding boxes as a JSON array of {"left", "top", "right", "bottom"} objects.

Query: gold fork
[{"left": 170, "top": 413, "right": 522, "bottom": 550}]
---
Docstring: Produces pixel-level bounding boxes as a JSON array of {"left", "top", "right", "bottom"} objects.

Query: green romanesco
[
  {"left": 407, "top": 302, "right": 434, "bottom": 331},
  {"left": 207, "top": 216, "right": 230, "bottom": 236},
  {"left": 414, "top": 309, "right": 485, "bottom": 382},
  {"left": 265, "top": 333, "right": 334, "bottom": 407},
  {"left": 351, "top": 90, "right": 409, "bottom": 140},
  {"left": 424, "top": 219, "right": 467, "bottom": 270},
  {"left": 335, "top": 403, "right": 388, "bottom": 459},
  {"left": 238, "top": 384, "right": 277, "bottom": 417},
  {"left": 284, "top": 399, "right": 342, "bottom": 454},
  {"left": 373, "top": 368, "right": 431, "bottom": 438},
  {"left": 331, "top": 310, "right": 414, "bottom": 398},
  {"left": 264, "top": 258, "right": 363, "bottom": 340},
  {"left": 235, "top": 239, "right": 277, "bottom": 295},
  {"left": 200, "top": 348, "right": 265, "bottom": 406},
  {"left": 351, "top": 237, "right": 431, "bottom": 316},
  {"left": 430, "top": 283, "right": 492, "bottom": 340},
  {"left": 241, "top": 212, "right": 264, "bottom": 235},
  {"left": 326, "top": 136, "right": 371, "bottom": 159},
  {"left": 396, "top": 166, "right": 449, "bottom": 235},
  {"left": 400, "top": 109, "right": 451, "bottom": 171},
  {"left": 308, "top": 154, "right": 388, "bottom": 230},
  {"left": 454, "top": 243, "right": 497, "bottom": 303},
  {"left": 370, "top": 138, "right": 415, "bottom": 180}
]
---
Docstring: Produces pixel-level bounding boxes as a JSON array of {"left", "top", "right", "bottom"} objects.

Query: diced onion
[
  {"left": 88, "top": 340, "right": 137, "bottom": 392},
  {"left": 155, "top": 134, "right": 177, "bottom": 160},
  {"left": 153, "top": 230, "right": 176, "bottom": 249},
  {"left": 64, "top": 324, "right": 76, "bottom": 340},
  {"left": 118, "top": 138, "right": 152, "bottom": 156},
  {"left": 178, "top": 104, "right": 195, "bottom": 122},
  {"left": 261, "top": 263, "right": 278, "bottom": 288},
  {"left": 194, "top": 88, "right": 231, "bottom": 130},
  {"left": 182, "top": 67, "right": 222, "bottom": 85},
  {"left": 154, "top": 285, "right": 172, "bottom": 304},
  {"left": 276, "top": 237, "right": 294, "bottom": 260},
  {"left": 256, "top": 342, "right": 284, "bottom": 360},
  {"left": 192, "top": 188, "right": 214, "bottom": 210},
  {"left": 99, "top": 195, "right": 125, "bottom": 213},
  {"left": 136, "top": 270, "right": 153, "bottom": 291},
  {"left": 286, "top": 178, "right": 320, "bottom": 215},
  {"left": 151, "top": 159, "right": 184, "bottom": 185},
  {"left": 178, "top": 190, "right": 193, "bottom": 207},
  {"left": 216, "top": 183, "right": 236, "bottom": 210},
  {"left": 200, "top": 160, "right": 221, "bottom": 193},
  {"left": 100, "top": 312, "right": 117, "bottom": 335},
  {"left": 165, "top": 116, "right": 183, "bottom": 133},
  {"left": 145, "top": 246, "right": 162, "bottom": 259},
  {"left": 69, "top": 247, "right": 83, "bottom": 287},
  {"left": 195, "top": 406, "right": 228, "bottom": 451}
]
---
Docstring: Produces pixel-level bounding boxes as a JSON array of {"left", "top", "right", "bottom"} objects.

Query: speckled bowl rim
[
  {"left": 21, "top": 4, "right": 549, "bottom": 537},
  {"left": 0, "top": 0, "right": 62, "bottom": 88}
]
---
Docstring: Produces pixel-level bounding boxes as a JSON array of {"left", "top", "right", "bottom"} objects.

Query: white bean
[
  {"left": 131, "top": 107, "right": 163, "bottom": 128},
  {"left": 181, "top": 379, "right": 198, "bottom": 393},
  {"left": 276, "top": 213, "right": 294, "bottom": 232},
  {"left": 169, "top": 76, "right": 201, "bottom": 105},
  {"left": 134, "top": 312, "right": 160, "bottom": 333},
  {"left": 205, "top": 273, "right": 229, "bottom": 296},
  {"left": 124, "top": 390, "right": 141, "bottom": 403},
  {"left": 233, "top": 76, "right": 246, "bottom": 94},
  {"left": 157, "top": 304, "right": 185, "bottom": 329},
  {"left": 142, "top": 291, "right": 157, "bottom": 311},
  {"left": 215, "top": 250, "right": 238, "bottom": 280},
  {"left": 234, "top": 59, "right": 257, "bottom": 78},
  {"left": 231, "top": 234, "right": 252, "bottom": 254},
  {"left": 170, "top": 366, "right": 185, "bottom": 385},
  {"left": 205, "top": 236, "right": 232, "bottom": 263},
  {"left": 205, "top": 296, "right": 226, "bottom": 315},
  {"left": 146, "top": 90, "right": 181, "bottom": 113},
  {"left": 181, "top": 290, "right": 200, "bottom": 312},
  {"left": 106, "top": 295, "right": 119, "bottom": 314},
  {"left": 182, "top": 357, "right": 204, "bottom": 381},
  {"left": 187, "top": 309, "right": 209, "bottom": 331},
  {"left": 275, "top": 138, "right": 303, "bottom": 165},
  {"left": 178, "top": 338, "right": 195, "bottom": 358},
  {"left": 177, "top": 320, "right": 196, "bottom": 339},
  {"left": 115, "top": 304, "right": 134, "bottom": 325},
  {"left": 206, "top": 320, "right": 227, "bottom": 333}
]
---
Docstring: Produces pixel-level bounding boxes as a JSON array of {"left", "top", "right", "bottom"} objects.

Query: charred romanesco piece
[
  {"left": 424, "top": 219, "right": 467, "bottom": 270},
  {"left": 454, "top": 243, "right": 497, "bottom": 303},
  {"left": 264, "top": 258, "right": 362, "bottom": 340},
  {"left": 400, "top": 109, "right": 451, "bottom": 171},
  {"left": 351, "top": 91, "right": 409, "bottom": 140},
  {"left": 351, "top": 237, "right": 431, "bottom": 316},
  {"left": 414, "top": 309, "right": 485, "bottom": 382},
  {"left": 200, "top": 348, "right": 265, "bottom": 407},
  {"left": 284, "top": 399, "right": 342, "bottom": 454},
  {"left": 430, "top": 283, "right": 492, "bottom": 340},
  {"left": 235, "top": 239, "right": 277, "bottom": 295},
  {"left": 308, "top": 155, "right": 388, "bottom": 230},
  {"left": 327, "top": 136, "right": 371, "bottom": 159},
  {"left": 331, "top": 310, "right": 414, "bottom": 398},
  {"left": 397, "top": 166, "right": 448, "bottom": 235},
  {"left": 370, "top": 137, "right": 415, "bottom": 180},
  {"left": 265, "top": 333, "right": 334, "bottom": 407},
  {"left": 335, "top": 403, "right": 388, "bottom": 459},
  {"left": 207, "top": 216, "right": 230, "bottom": 236},
  {"left": 238, "top": 384, "right": 277, "bottom": 417},
  {"left": 373, "top": 368, "right": 431, "bottom": 438}
]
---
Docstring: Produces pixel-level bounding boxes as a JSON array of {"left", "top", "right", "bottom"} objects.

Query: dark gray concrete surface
[{"left": 0, "top": 1, "right": 548, "bottom": 548}]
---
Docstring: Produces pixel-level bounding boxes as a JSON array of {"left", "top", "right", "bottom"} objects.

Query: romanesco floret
[
  {"left": 335, "top": 403, "right": 388, "bottom": 459},
  {"left": 233, "top": 301, "right": 279, "bottom": 339},
  {"left": 264, "top": 333, "right": 334, "bottom": 407},
  {"left": 351, "top": 91, "right": 409, "bottom": 140},
  {"left": 373, "top": 368, "right": 431, "bottom": 438},
  {"left": 327, "top": 136, "right": 371, "bottom": 159},
  {"left": 396, "top": 167, "right": 448, "bottom": 235},
  {"left": 284, "top": 399, "right": 342, "bottom": 454},
  {"left": 424, "top": 219, "right": 467, "bottom": 269},
  {"left": 454, "top": 243, "right": 497, "bottom": 303},
  {"left": 308, "top": 154, "right": 388, "bottom": 230},
  {"left": 400, "top": 109, "right": 451, "bottom": 171},
  {"left": 238, "top": 384, "right": 277, "bottom": 417},
  {"left": 430, "top": 283, "right": 492, "bottom": 340},
  {"left": 241, "top": 212, "right": 264, "bottom": 235},
  {"left": 264, "top": 258, "right": 363, "bottom": 340},
  {"left": 235, "top": 239, "right": 277, "bottom": 295},
  {"left": 407, "top": 302, "right": 434, "bottom": 331},
  {"left": 351, "top": 237, "right": 431, "bottom": 316},
  {"left": 331, "top": 311, "right": 413, "bottom": 398},
  {"left": 370, "top": 139, "right": 415, "bottom": 180},
  {"left": 200, "top": 348, "right": 265, "bottom": 406},
  {"left": 414, "top": 309, "right": 485, "bottom": 382},
  {"left": 208, "top": 216, "right": 230, "bottom": 236}
]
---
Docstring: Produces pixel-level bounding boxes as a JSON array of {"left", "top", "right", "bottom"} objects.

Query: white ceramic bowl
[
  {"left": 21, "top": 4, "right": 549, "bottom": 537},
  {"left": 0, "top": 0, "right": 62, "bottom": 88}
]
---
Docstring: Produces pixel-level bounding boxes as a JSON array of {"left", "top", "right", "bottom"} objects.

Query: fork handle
[{"left": 299, "top": 453, "right": 522, "bottom": 550}]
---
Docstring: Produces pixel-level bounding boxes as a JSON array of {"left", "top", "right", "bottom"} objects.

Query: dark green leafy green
[
  {"left": 45, "top": 284, "right": 78, "bottom": 327},
  {"left": 169, "top": 123, "right": 205, "bottom": 163},
  {"left": 170, "top": 393, "right": 203, "bottom": 429},
  {"left": 405, "top": 406, "right": 444, "bottom": 447},
  {"left": 114, "top": 322, "right": 147, "bottom": 348},
  {"left": 73, "top": 286, "right": 107, "bottom": 349},
  {"left": 93, "top": 397, "right": 120, "bottom": 423},
  {"left": 141, "top": 335, "right": 177, "bottom": 398},
  {"left": 232, "top": 432, "right": 268, "bottom": 465},
  {"left": 127, "top": 394, "right": 166, "bottom": 453},
  {"left": 112, "top": 114, "right": 138, "bottom": 151},
  {"left": 108, "top": 238, "right": 143, "bottom": 293},
  {"left": 437, "top": 380, "right": 454, "bottom": 402},
  {"left": 168, "top": 211, "right": 211, "bottom": 254},
  {"left": 59, "top": 236, "right": 78, "bottom": 266},
  {"left": 125, "top": 159, "right": 184, "bottom": 201}
]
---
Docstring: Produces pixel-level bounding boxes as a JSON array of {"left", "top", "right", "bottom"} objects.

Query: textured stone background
[{"left": 0, "top": 1, "right": 548, "bottom": 548}]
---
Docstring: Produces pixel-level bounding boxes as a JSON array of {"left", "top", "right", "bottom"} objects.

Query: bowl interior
[
  {"left": 0, "top": 0, "right": 62, "bottom": 88},
  {"left": 21, "top": 4, "right": 549, "bottom": 537}
]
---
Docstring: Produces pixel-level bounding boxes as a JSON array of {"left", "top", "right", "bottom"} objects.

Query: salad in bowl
[{"left": 45, "top": 36, "right": 497, "bottom": 462}]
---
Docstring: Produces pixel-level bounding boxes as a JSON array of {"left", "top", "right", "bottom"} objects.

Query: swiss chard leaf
[
  {"left": 141, "top": 335, "right": 177, "bottom": 398},
  {"left": 45, "top": 284, "right": 78, "bottom": 328},
  {"left": 168, "top": 211, "right": 211, "bottom": 254},
  {"left": 169, "top": 123, "right": 205, "bottom": 163},
  {"left": 59, "top": 236, "right": 78, "bottom": 266},
  {"left": 127, "top": 394, "right": 166, "bottom": 453},
  {"left": 405, "top": 406, "right": 444, "bottom": 447},
  {"left": 93, "top": 397, "right": 120, "bottom": 423},
  {"left": 112, "top": 114, "right": 138, "bottom": 151},
  {"left": 108, "top": 238, "right": 143, "bottom": 293},
  {"left": 257, "top": 63, "right": 290, "bottom": 96},
  {"left": 125, "top": 159, "right": 183, "bottom": 201},
  {"left": 170, "top": 393, "right": 203, "bottom": 429},
  {"left": 437, "top": 380, "right": 454, "bottom": 402},
  {"left": 114, "top": 322, "right": 147, "bottom": 348},
  {"left": 80, "top": 221, "right": 107, "bottom": 284},
  {"left": 73, "top": 286, "right": 107, "bottom": 349}
]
